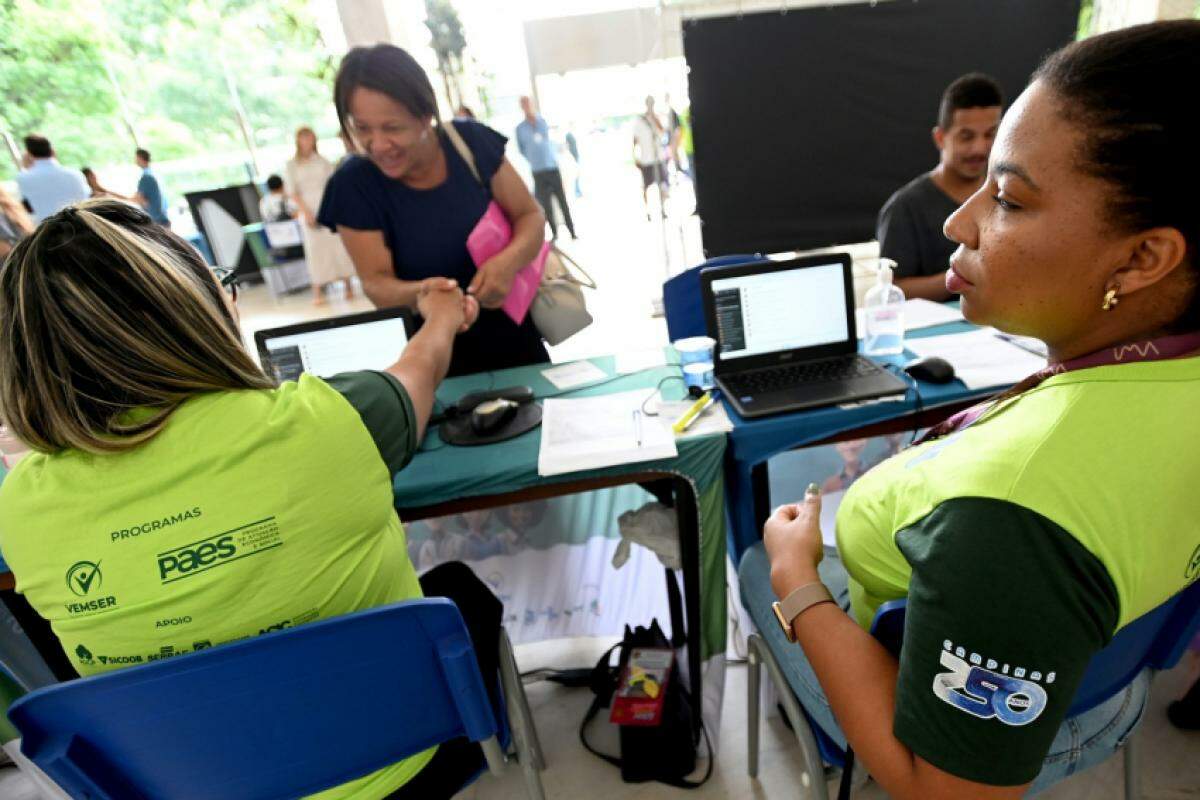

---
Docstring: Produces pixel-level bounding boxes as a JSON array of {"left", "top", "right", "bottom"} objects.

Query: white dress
[{"left": 285, "top": 154, "right": 356, "bottom": 284}]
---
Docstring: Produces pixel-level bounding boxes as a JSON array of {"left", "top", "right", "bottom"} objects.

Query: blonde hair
[
  {"left": 0, "top": 186, "right": 33, "bottom": 238},
  {"left": 294, "top": 126, "right": 319, "bottom": 158},
  {"left": 0, "top": 198, "right": 273, "bottom": 454}
]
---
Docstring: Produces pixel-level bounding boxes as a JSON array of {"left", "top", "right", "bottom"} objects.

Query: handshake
[{"left": 416, "top": 277, "right": 480, "bottom": 334}]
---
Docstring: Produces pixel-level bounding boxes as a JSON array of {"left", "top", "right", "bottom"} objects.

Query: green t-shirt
[
  {"left": 0, "top": 371, "right": 431, "bottom": 799},
  {"left": 835, "top": 356, "right": 1200, "bottom": 786}
]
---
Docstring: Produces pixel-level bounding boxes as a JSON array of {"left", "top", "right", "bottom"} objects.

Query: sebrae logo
[{"left": 65, "top": 560, "right": 102, "bottom": 597}]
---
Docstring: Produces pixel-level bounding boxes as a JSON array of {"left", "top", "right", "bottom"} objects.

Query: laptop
[
  {"left": 254, "top": 308, "right": 416, "bottom": 383},
  {"left": 700, "top": 254, "right": 907, "bottom": 419}
]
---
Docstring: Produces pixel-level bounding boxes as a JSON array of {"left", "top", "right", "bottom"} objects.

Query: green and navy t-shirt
[
  {"left": 835, "top": 356, "right": 1200, "bottom": 786},
  {"left": 0, "top": 371, "right": 426, "bottom": 800}
]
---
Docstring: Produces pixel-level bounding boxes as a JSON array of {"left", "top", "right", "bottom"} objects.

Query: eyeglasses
[{"left": 213, "top": 267, "right": 240, "bottom": 302}]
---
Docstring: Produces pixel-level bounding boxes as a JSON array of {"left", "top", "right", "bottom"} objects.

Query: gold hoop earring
[{"left": 1102, "top": 286, "right": 1120, "bottom": 311}]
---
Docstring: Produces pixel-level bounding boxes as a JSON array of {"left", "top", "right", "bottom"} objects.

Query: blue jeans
[{"left": 738, "top": 543, "right": 1150, "bottom": 795}]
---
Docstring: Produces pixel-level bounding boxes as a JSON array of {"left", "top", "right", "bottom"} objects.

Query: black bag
[{"left": 580, "top": 616, "right": 712, "bottom": 788}]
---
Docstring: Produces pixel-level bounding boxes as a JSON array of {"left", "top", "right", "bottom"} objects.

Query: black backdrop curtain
[{"left": 683, "top": 0, "right": 1081, "bottom": 256}]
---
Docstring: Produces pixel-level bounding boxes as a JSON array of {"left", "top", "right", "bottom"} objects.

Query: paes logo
[
  {"left": 157, "top": 535, "right": 237, "bottom": 583},
  {"left": 65, "top": 560, "right": 102, "bottom": 597}
]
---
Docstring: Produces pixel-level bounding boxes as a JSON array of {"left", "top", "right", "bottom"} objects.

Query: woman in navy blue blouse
[{"left": 319, "top": 45, "right": 550, "bottom": 377}]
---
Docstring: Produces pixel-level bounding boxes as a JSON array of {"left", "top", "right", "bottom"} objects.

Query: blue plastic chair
[
  {"left": 662, "top": 254, "right": 765, "bottom": 341},
  {"left": 743, "top": 553, "right": 1200, "bottom": 800},
  {"left": 5, "top": 598, "right": 546, "bottom": 800}
]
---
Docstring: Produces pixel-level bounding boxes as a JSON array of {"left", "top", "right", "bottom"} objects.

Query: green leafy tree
[
  {"left": 424, "top": 0, "right": 467, "bottom": 111},
  {"left": 2, "top": 0, "right": 337, "bottom": 190}
]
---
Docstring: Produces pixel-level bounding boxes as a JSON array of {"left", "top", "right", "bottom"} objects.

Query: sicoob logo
[{"left": 65, "top": 561, "right": 102, "bottom": 597}]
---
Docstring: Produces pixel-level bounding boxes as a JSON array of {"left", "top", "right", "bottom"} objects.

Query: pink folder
[{"left": 466, "top": 201, "right": 549, "bottom": 325}]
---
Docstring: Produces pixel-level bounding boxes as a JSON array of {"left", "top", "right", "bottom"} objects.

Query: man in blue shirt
[
  {"left": 15, "top": 135, "right": 89, "bottom": 223},
  {"left": 134, "top": 148, "right": 171, "bottom": 226},
  {"left": 515, "top": 97, "right": 576, "bottom": 240}
]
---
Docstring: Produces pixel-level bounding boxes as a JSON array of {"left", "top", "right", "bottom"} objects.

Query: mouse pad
[{"left": 440, "top": 402, "right": 543, "bottom": 447}]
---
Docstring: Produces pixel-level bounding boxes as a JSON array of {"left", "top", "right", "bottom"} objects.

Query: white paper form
[
  {"left": 906, "top": 329, "right": 1046, "bottom": 390},
  {"left": 538, "top": 390, "right": 678, "bottom": 477},
  {"left": 541, "top": 360, "right": 607, "bottom": 390},
  {"left": 855, "top": 299, "right": 964, "bottom": 338}
]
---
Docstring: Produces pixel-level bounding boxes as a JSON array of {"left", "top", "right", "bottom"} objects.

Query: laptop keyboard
[{"left": 724, "top": 357, "right": 880, "bottom": 395}]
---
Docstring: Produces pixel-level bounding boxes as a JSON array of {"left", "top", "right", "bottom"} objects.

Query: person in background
[
  {"left": 877, "top": 73, "right": 1003, "bottom": 301},
  {"left": 81, "top": 167, "right": 127, "bottom": 200},
  {"left": 515, "top": 96, "right": 576, "bottom": 241},
  {"left": 564, "top": 129, "right": 582, "bottom": 198},
  {"left": 286, "top": 127, "right": 357, "bottom": 306},
  {"left": 633, "top": 96, "right": 669, "bottom": 221},
  {"left": 664, "top": 93, "right": 684, "bottom": 179},
  {"left": 0, "top": 198, "right": 507, "bottom": 799},
  {"left": 755, "top": 22, "right": 1200, "bottom": 797},
  {"left": 258, "top": 174, "right": 296, "bottom": 222},
  {"left": 133, "top": 148, "right": 171, "bottom": 227},
  {"left": 15, "top": 135, "right": 88, "bottom": 223},
  {"left": 0, "top": 186, "right": 34, "bottom": 260},
  {"left": 319, "top": 44, "right": 549, "bottom": 377},
  {"left": 455, "top": 105, "right": 476, "bottom": 120}
]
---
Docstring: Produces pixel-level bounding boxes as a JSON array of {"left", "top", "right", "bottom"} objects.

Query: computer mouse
[
  {"left": 470, "top": 398, "right": 519, "bottom": 435},
  {"left": 904, "top": 356, "right": 956, "bottom": 384}
]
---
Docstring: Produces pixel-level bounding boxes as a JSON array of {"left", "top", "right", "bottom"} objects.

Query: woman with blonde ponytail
[{"left": 0, "top": 199, "right": 508, "bottom": 798}]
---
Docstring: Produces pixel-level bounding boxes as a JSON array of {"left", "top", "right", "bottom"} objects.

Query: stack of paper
[
  {"left": 855, "top": 298, "right": 964, "bottom": 338},
  {"left": 906, "top": 329, "right": 1046, "bottom": 390},
  {"left": 538, "top": 390, "right": 678, "bottom": 477}
]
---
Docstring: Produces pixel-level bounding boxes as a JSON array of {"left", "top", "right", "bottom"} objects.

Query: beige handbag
[
  {"left": 442, "top": 122, "right": 597, "bottom": 344},
  {"left": 533, "top": 245, "right": 597, "bottom": 345}
]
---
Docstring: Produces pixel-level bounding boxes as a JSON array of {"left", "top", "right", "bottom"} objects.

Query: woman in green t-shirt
[
  {"left": 750, "top": 21, "right": 1200, "bottom": 798},
  {"left": 0, "top": 198, "right": 509, "bottom": 799}
]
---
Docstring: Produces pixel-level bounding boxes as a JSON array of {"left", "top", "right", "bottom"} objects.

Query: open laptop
[
  {"left": 701, "top": 254, "right": 907, "bottom": 419},
  {"left": 254, "top": 308, "right": 416, "bottom": 383}
]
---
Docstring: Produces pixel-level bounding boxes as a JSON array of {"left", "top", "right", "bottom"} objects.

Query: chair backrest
[
  {"left": 871, "top": 579, "right": 1200, "bottom": 718},
  {"left": 662, "top": 255, "right": 764, "bottom": 341},
  {"left": 1070, "top": 578, "right": 1200, "bottom": 715},
  {"left": 8, "top": 598, "right": 499, "bottom": 800}
]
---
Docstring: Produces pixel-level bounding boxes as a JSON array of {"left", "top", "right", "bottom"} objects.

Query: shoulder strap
[
  {"left": 440, "top": 121, "right": 483, "bottom": 187},
  {"left": 550, "top": 244, "right": 598, "bottom": 289}
]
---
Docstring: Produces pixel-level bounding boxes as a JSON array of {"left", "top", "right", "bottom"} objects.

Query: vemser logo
[
  {"left": 158, "top": 535, "right": 237, "bottom": 583},
  {"left": 63, "top": 560, "right": 119, "bottom": 615}
]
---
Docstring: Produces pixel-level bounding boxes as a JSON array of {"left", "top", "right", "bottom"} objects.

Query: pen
[
  {"left": 633, "top": 409, "right": 644, "bottom": 447},
  {"left": 672, "top": 391, "right": 714, "bottom": 434}
]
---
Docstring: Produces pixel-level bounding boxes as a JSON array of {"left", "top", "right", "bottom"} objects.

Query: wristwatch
[{"left": 772, "top": 581, "right": 835, "bottom": 643}]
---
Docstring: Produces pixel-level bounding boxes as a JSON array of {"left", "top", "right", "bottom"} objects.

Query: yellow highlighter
[{"left": 672, "top": 391, "right": 714, "bottom": 434}]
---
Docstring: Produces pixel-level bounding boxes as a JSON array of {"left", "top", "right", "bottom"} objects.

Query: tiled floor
[{"left": 458, "top": 638, "right": 1200, "bottom": 800}]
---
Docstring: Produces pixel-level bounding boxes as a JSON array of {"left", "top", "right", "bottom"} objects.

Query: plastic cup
[
  {"left": 674, "top": 336, "right": 715, "bottom": 366},
  {"left": 683, "top": 361, "right": 714, "bottom": 391}
]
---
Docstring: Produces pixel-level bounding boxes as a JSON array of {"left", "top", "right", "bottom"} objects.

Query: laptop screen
[
  {"left": 257, "top": 313, "right": 410, "bottom": 383},
  {"left": 709, "top": 261, "right": 849, "bottom": 361}
]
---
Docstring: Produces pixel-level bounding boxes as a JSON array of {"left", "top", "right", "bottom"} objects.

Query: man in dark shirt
[{"left": 877, "top": 74, "right": 1002, "bottom": 300}]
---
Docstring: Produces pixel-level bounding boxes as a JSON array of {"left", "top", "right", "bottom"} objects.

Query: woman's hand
[
  {"left": 417, "top": 278, "right": 478, "bottom": 334},
  {"left": 467, "top": 257, "right": 518, "bottom": 309},
  {"left": 763, "top": 483, "right": 825, "bottom": 599}
]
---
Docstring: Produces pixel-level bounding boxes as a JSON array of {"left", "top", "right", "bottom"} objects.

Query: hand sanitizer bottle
[{"left": 862, "top": 259, "right": 905, "bottom": 356}]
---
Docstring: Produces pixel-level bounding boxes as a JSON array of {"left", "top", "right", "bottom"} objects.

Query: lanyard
[{"left": 916, "top": 331, "right": 1200, "bottom": 444}]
